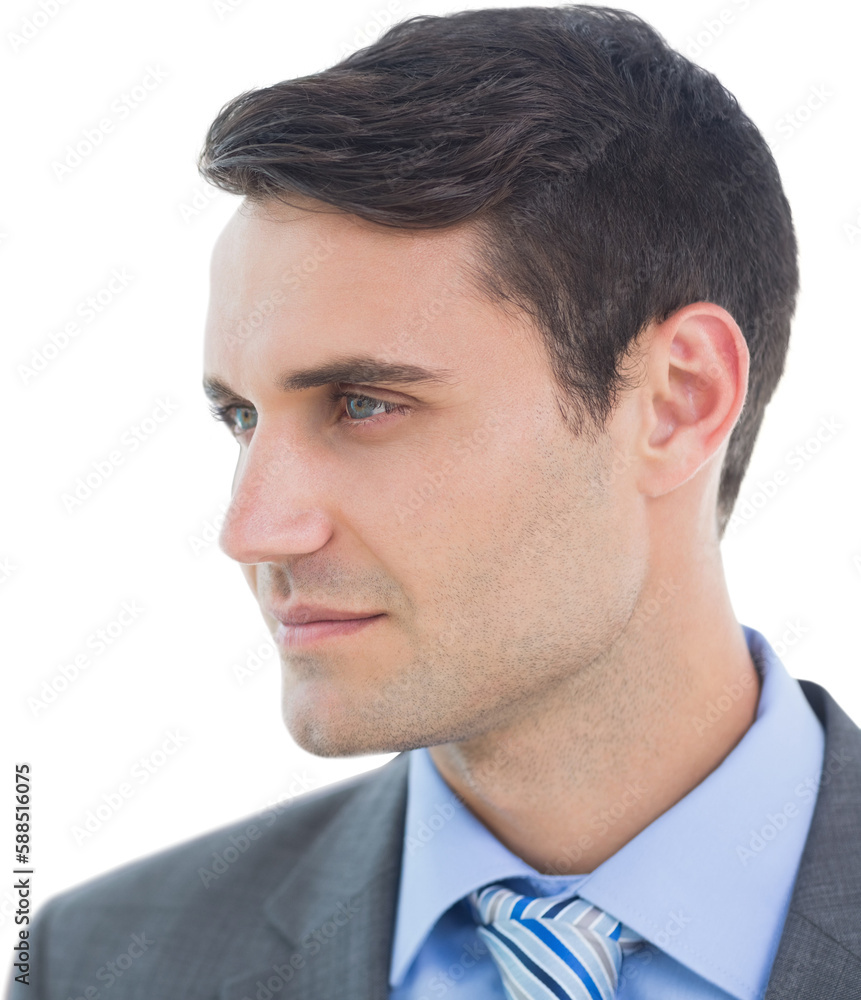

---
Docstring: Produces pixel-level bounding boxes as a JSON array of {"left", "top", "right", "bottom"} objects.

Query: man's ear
[{"left": 634, "top": 302, "right": 749, "bottom": 499}]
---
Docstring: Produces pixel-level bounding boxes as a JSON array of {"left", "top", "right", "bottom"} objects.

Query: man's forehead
[
  {"left": 203, "top": 199, "right": 502, "bottom": 369},
  {"left": 210, "top": 195, "right": 485, "bottom": 278},
  {"left": 204, "top": 203, "right": 504, "bottom": 373},
  {"left": 209, "top": 198, "right": 338, "bottom": 269}
]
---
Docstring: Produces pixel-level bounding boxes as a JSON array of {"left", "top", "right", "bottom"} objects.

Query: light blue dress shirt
[{"left": 389, "top": 625, "right": 826, "bottom": 1000}]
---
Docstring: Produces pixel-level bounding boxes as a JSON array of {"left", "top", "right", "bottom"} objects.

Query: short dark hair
[{"left": 198, "top": 4, "right": 799, "bottom": 539}]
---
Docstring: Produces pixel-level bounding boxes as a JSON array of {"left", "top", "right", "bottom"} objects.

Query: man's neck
[{"left": 427, "top": 576, "right": 761, "bottom": 875}]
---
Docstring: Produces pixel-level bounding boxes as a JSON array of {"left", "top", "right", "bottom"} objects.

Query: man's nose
[{"left": 218, "top": 432, "right": 333, "bottom": 565}]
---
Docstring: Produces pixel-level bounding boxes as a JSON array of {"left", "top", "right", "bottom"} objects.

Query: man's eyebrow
[{"left": 202, "top": 356, "right": 458, "bottom": 402}]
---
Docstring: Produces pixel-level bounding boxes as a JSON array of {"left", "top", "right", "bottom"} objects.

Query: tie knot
[
  {"left": 468, "top": 883, "right": 645, "bottom": 1000},
  {"left": 470, "top": 884, "right": 642, "bottom": 946}
]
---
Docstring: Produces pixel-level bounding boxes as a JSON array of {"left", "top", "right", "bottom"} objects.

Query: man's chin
[
  {"left": 278, "top": 666, "right": 481, "bottom": 756},
  {"left": 280, "top": 691, "right": 415, "bottom": 758},
  {"left": 283, "top": 722, "right": 419, "bottom": 759}
]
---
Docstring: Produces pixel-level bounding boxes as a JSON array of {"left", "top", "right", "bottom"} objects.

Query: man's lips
[
  {"left": 266, "top": 607, "right": 386, "bottom": 648},
  {"left": 266, "top": 603, "right": 384, "bottom": 626}
]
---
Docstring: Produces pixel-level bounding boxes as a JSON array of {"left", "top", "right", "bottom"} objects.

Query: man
[{"left": 10, "top": 5, "right": 861, "bottom": 999}]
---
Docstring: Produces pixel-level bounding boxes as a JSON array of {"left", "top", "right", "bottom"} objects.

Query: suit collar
[
  {"left": 220, "top": 751, "right": 410, "bottom": 1000},
  {"left": 764, "top": 680, "right": 861, "bottom": 998}
]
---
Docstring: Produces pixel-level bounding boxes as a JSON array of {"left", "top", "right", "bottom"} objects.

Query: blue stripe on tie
[
  {"left": 485, "top": 925, "right": 572, "bottom": 1000},
  {"left": 520, "top": 918, "right": 605, "bottom": 1000},
  {"left": 609, "top": 924, "right": 620, "bottom": 941},
  {"left": 543, "top": 898, "right": 574, "bottom": 919},
  {"left": 511, "top": 895, "right": 530, "bottom": 920}
]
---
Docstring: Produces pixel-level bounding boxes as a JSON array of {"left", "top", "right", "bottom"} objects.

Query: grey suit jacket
[{"left": 7, "top": 680, "right": 861, "bottom": 1000}]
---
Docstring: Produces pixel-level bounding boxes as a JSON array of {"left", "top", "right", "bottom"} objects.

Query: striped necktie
[{"left": 469, "top": 883, "right": 646, "bottom": 1000}]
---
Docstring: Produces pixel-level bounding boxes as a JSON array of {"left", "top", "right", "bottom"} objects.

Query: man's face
[{"left": 203, "top": 198, "right": 646, "bottom": 757}]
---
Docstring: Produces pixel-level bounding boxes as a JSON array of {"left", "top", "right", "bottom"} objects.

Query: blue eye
[
  {"left": 329, "top": 390, "right": 410, "bottom": 427},
  {"left": 233, "top": 406, "right": 257, "bottom": 433},
  {"left": 209, "top": 402, "right": 257, "bottom": 437},
  {"left": 340, "top": 394, "right": 394, "bottom": 420}
]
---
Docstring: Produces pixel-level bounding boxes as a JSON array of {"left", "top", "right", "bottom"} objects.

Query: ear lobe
[{"left": 638, "top": 303, "right": 749, "bottom": 499}]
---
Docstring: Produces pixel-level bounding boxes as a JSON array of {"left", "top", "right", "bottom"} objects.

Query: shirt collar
[{"left": 389, "top": 624, "right": 825, "bottom": 999}]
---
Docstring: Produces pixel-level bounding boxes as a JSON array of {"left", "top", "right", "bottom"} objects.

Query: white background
[{"left": 2, "top": 0, "right": 860, "bottom": 969}]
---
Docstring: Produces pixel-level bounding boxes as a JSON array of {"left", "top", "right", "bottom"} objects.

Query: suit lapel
[
  {"left": 764, "top": 680, "right": 861, "bottom": 998},
  {"left": 220, "top": 751, "right": 409, "bottom": 1000}
]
